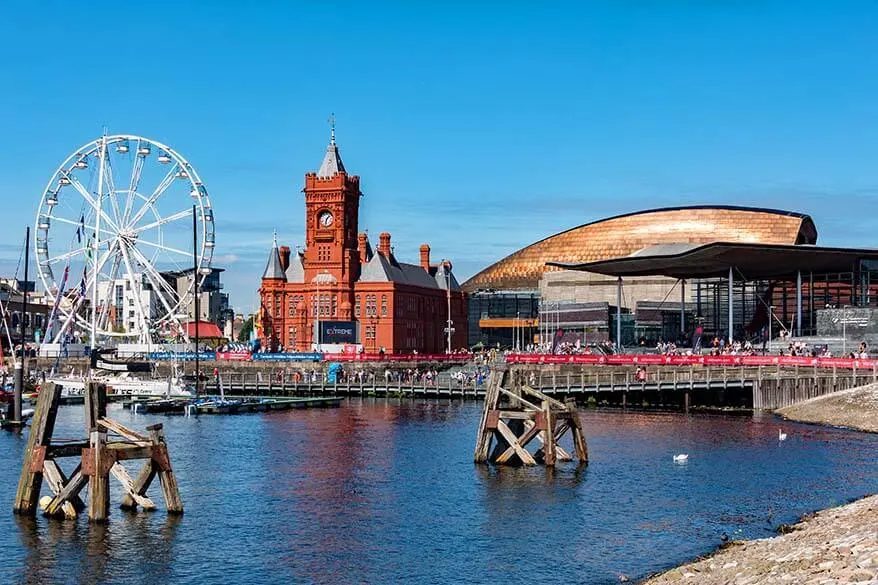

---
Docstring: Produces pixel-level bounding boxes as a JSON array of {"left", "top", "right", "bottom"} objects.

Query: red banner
[
  {"left": 323, "top": 353, "right": 471, "bottom": 363},
  {"left": 215, "top": 352, "right": 252, "bottom": 361},
  {"left": 504, "top": 353, "right": 876, "bottom": 370}
]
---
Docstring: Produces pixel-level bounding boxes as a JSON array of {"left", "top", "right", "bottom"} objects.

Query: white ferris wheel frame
[{"left": 34, "top": 134, "right": 215, "bottom": 345}]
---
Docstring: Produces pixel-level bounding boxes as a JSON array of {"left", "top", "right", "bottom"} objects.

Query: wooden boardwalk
[{"left": 213, "top": 364, "right": 878, "bottom": 410}]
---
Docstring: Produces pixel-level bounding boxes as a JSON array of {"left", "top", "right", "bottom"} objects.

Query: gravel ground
[
  {"left": 777, "top": 383, "right": 878, "bottom": 433},
  {"left": 642, "top": 494, "right": 878, "bottom": 584}
]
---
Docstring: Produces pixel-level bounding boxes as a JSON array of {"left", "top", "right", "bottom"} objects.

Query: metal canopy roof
[{"left": 548, "top": 242, "right": 878, "bottom": 280}]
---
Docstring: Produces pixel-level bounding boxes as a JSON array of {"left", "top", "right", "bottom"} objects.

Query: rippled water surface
[{"left": 1, "top": 400, "right": 877, "bottom": 584}]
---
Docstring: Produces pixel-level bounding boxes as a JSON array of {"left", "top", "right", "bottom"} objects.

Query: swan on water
[
  {"left": 673, "top": 454, "right": 689, "bottom": 463},
  {"left": 778, "top": 429, "right": 787, "bottom": 441}
]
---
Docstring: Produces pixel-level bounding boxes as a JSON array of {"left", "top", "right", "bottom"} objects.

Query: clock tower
[{"left": 302, "top": 120, "right": 362, "bottom": 286}]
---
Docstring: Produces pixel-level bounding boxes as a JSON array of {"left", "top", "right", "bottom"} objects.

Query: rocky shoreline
[
  {"left": 776, "top": 383, "right": 878, "bottom": 433},
  {"left": 642, "top": 385, "right": 878, "bottom": 584},
  {"left": 641, "top": 494, "right": 878, "bottom": 584}
]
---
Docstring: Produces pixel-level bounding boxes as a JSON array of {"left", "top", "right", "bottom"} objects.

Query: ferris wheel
[{"left": 34, "top": 134, "right": 215, "bottom": 345}]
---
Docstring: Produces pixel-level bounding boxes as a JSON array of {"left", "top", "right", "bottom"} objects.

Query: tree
[{"left": 237, "top": 315, "right": 254, "bottom": 343}]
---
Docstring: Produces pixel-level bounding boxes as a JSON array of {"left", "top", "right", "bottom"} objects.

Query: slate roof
[
  {"left": 262, "top": 241, "right": 285, "bottom": 280},
  {"left": 317, "top": 141, "right": 345, "bottom": 178},
  {"left": 285, "top": 252, "right": 305, "bottom": 283},
  {"left": 358, "top": 252, "right": 461, "bottom": 291}
]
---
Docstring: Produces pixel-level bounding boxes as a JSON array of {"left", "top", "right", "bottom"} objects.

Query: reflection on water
[{"left": 1, "top": 400, "right": 877, "bottom": 585}]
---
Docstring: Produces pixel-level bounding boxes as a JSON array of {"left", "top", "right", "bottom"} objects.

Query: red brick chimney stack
[
  {"left": 420, "top": 244, "right": 431, "bottom": 271},
  {"left": 378, "top": 232, "right": 392, "bottom": 256},
  {"left": 278, "top": 246, "right": 291, "bottom": 272},
  {"left": 358, "top": 232, "right": 369, "bottom": 264}
]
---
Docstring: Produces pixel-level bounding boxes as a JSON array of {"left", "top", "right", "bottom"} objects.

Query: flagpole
[{"left": 90, "top": 134, "right": 106, "bottom": 352}]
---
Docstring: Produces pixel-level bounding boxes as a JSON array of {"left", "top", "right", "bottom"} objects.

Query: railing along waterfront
[
  {"left": 211, "top": 362, "right": 877, "bottom": 410},
  {"left": 505, "top": 353, "right": 877, "bottom": 370}
]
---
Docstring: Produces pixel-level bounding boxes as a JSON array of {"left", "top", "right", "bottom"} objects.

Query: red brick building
[{"left": 257, "top": 128, "right": 467, "bottom": 353}]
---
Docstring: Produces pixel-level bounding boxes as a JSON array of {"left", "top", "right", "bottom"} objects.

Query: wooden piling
[
  {"left": 13, "top": 377, "right": 185, "bottom": 524},
  {"left": 147, "top": 424, "right": 183, "bottom": 514},
  {"left": 119, "top": 460, "right": 158, "bottom": 511},
  {"left": 13, "top": 382, "right": 61, "bottom": 515},
  {"left": 475, "top": 368, "right": 587, "bottom": 468},
  {"left": 87, "top": 429, "right": 111, "bottom": 523}
]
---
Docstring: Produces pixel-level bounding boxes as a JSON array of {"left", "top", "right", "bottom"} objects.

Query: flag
[
  {"left": 79, "top": 266, "right": 87, "bottom": 297},
  {"left": 77, "top": 214, "right": 84, "bottom": 243},
  {"left": 45, "top": 263, "right": 70, "bottom": 341}
]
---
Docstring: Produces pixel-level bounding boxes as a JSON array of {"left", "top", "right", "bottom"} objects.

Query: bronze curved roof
[{"left": 462, "top": 206, "right": 818, "bottom": 292}]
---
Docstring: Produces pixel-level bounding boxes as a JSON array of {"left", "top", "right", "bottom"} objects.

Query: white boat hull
[{"left": 49, "top": 376, "right": 193, "bottom": 399}]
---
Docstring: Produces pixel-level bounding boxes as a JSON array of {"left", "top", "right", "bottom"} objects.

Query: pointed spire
[
  {"left": 317, "top": 113, "right": 345, "bottom": 178},
  {"left": 262, "top": 232, "right": 286, "bottom": 280}
]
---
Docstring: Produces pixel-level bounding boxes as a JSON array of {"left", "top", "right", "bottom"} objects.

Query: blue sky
[{"left": 3, "top": 1, "right": 878, "bottom": 312}]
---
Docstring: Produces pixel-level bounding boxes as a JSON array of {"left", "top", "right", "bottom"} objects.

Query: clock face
[{"left": 318, "top": 211, "right": 334, "bottom": 228}]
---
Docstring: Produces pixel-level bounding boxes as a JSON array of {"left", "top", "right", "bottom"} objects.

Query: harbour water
[{"left": 1, "top": 400, "right": 877, "bottom": 585}]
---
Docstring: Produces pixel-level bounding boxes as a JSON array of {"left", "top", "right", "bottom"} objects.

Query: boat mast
[{"left": 192, "top": 204, "right": 200, "bottom": 395}]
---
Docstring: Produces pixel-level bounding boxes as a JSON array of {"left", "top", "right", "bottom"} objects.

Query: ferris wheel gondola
[{"left": 34, "top": 134, "right": 215, "bottom": 345}]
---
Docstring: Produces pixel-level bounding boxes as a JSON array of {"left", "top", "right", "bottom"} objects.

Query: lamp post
[
  {"left": 515, "top": 310, "right": 520, "bottom": 351},
  {"left": 843, "top": 304, "right": 849, "bottom": 355},
  {"left": 768, "top": 305, "right": 774, "bottom": 355}
]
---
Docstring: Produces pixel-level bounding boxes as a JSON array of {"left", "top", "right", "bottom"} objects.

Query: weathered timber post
[
  {"left": 475, "top": 368, "right": 587, "bottom": 468},
  {"left": 13, "top": 382, "right": 62, "bottom": 515},
  {"left": 87, "top": 428, "right": 111, "bottom": 523},
  {"left": 147, "top": 424, "right": 183, "bottom": 514}
]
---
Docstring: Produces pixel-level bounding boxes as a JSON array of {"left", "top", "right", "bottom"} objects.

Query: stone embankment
[
  {"left": 776, "top": 383, "right": 878, "bottom": 433},
  {"left": 642, "top": 494, "right": 878, "bottom": 584}
]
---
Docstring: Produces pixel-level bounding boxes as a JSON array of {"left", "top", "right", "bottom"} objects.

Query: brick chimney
[
  {"left": 358, "top": 232, "right": 369, "bottom": 264},
  {"left": 378, "top": 232, "right": 392, "bottom": 256},
  {"left": 278, "top": 246, "right": 291, "bottom": 272},
  {"left": 419, "top": 244, "right": 431, "bottom": 271}
]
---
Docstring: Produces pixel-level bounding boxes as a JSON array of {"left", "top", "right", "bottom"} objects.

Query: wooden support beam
[
  {"left": 495, "top": 410, "right": 540, "bottom": 420},
  {"left": 495, "top": 420, "right": 537, "bottom": 465},
  {"left": 109, "top": 444, "right": 155, "bottom": 461},
  {"left": 120, "top": 460, "right": 158, "bottom": 511},
  {"left": 13, "top": 382, "right": 62, "bottom": 515},
  {"left": 522, "top": 384, "right": 568, "bottom": 410},
  {"left": 497, "top": 386, "right": 541, "bottom": 411},
  {"left": 147, "top": 424, "right": 183, "bottom": 514},
  {"left": 494, "top": 423, "right": 542, "bottom": 464},
  {"left": 474, "top": 368, "right": 504, "bottom": 463},
  {"left": 42, "top": 460, "right": 79, "bottom": 519},
  {"left": 110, "top": 462, "right": 156, "bottom": 511},
  {"left": 87, "top": 429, "right": 111, "bottom": 523},
  {"left": 542, "top": 400, "right": 556, "bottom": 466},
  {"left": 43, "top": 464, "right": 87, "bottom": 518},
  {"left": 84, "top": 382, "right": 107, "bottom": 432},
  {"left": 98, "top": 417, "right": 149, "bottom": 442},
  {"left": 48, "top": 441, "right": 90, "bottom": 458},
  {"left": 566, "top": 399, "right": 589, "bottom": 464}
]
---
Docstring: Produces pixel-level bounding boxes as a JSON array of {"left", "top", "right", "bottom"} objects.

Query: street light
[
  {"left": 768, "top": 305, "right": 774, "bottom": 354},
  {"left": 515, "top": 310, "right": 520, "bottom": 351},
  {"left": 843, "top": 304, "right": 850, "bottom": 355}
]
